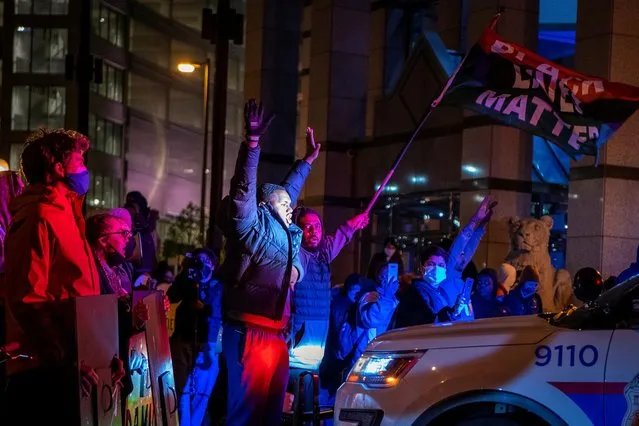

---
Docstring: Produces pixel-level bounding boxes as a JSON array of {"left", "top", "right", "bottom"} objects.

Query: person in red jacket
[{"left": 3, "top": 129, "right": 122, "bottom": 424}]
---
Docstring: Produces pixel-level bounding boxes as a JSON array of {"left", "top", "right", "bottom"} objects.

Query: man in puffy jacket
[
  {"left": 282, "top": 127, "right": 369, "bottom": 373},
  {"left": 220, "top": 99, "right": 305, "bottom": 425}
]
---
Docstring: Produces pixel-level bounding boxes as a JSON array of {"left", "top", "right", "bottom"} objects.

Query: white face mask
[{"left": 425, "top": 266, "right": 447, "bottom": 287}]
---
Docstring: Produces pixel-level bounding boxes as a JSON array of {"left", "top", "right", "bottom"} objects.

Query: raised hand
[
  {"left": 347, "top": 213, "right": 370, "bottom": 231},
  {"left": 379, "top": 275, "right": 400, "bottom": 299},
  {"left": 304, "top": 127, "right": 321, "bottom": 165},
  {"left": 111, "top": 356, "right": 126, "bottom": 388},
  {"left": 474, "top": 195, "right": 498, "bottom": 224},
  {"left": 244, "top": 99, "right": 274, "bottom": 147}
]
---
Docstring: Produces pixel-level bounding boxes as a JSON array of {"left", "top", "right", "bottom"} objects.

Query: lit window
[
  {"left": 228, "top": 58, "right": 239, "bottom": 91},
  {"left": 88, "top": 114, "right": 124, "bottom": 157},
  {"left": 13, "top": 27, "right": 67, "bottom": 74},
  {"left": 86, "top": 173, "right": 122, "bottom": 209},
  {"left": 91, "top": 62, "right": 124, "bottom": 103},
  {"left": 92, "top": 4, "right": 125, "bottom": 47},
  {"left": 15, "top": 0, "right": 68, "bottom": 15},
  {"left": 11, "top": 86, "right": 66, "bottom": 130},
  {"left": 86, "top": 171, "right": 122, "bottom": 210}
]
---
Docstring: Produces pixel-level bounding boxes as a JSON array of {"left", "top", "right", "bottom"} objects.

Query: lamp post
[
  {"left": 177, "top": 59, "right": 212, "bottom": 244},
  {"left": 201, "top": 2, "right": 244, "bottom": 250}
]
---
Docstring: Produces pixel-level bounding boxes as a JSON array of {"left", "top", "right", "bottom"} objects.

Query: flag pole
[{"left": 364, "top": 9, "right": 504, "bottom": 215}]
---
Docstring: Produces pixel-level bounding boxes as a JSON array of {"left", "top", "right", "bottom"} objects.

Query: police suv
[{"left": 334, "top": 277, "right": 639, "bottom": 426}]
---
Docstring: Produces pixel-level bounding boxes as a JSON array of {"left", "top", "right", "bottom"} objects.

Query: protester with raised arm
[{"left": 220, "top": 99, "right": 305, "bottom": 425}]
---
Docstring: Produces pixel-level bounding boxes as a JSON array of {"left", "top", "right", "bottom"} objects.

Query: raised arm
[
  {"left": 358, "top": 275, "right": 399, "bottom": 329},
  {"left": 321, "top": 213, "right": 369, "bottom": 263},
  {"left": 447, "top": 196, "right": 496, "bottom": 277},
  {"left": 281, "top": 127, "right": 320, "bottom": 205},
  {"left": 228, "top": 143, "right": 260, "bottom": 235},
  {"left": 228, "top": 100, "right": 274, "bottom": 235}
]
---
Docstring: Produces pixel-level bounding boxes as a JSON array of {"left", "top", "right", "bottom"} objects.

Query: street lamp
[{"left": 177, "top": 59, "right": 212, "bottom": 244}]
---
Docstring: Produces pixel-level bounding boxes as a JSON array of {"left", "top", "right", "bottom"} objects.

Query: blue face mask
[{"left": 64, "top": 170, "right": 90, "bottom": 195}]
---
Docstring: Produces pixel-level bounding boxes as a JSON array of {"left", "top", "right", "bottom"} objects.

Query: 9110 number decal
[{"left": 535, "top": 345, "right": 598, "bottom": 367}]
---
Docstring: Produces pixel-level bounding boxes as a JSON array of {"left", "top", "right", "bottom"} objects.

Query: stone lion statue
[{"left": 505, "top": 216, "right": 572, "bottom": 312}]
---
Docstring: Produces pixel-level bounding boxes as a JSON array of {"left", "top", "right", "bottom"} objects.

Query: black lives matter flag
[{"left": 438, "top": 23, "right": 639, "bottom": 159}]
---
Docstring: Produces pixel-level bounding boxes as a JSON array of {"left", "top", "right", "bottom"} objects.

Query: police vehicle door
[{"left": 604, "top": 284, "right": 639, "bottom": 426}]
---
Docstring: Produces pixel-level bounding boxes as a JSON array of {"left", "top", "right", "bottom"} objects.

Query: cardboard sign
[
  {"left": 133, "top": 290, "right": 179, "bottom": 426},
  {"left": 125, "top": 331, "right": 155, "bottom": 426},
  {"left": 75, "top": 295, "right": 121, "bottom": 426}
]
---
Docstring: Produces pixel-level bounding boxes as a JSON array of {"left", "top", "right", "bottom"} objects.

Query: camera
[{"left": 184, "top": 252, "right": 205, "bottom": 280}]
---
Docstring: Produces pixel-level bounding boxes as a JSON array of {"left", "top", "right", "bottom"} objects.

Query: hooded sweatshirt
[{"left": 4, "top": 183, "right": 100, "bottom": 369}]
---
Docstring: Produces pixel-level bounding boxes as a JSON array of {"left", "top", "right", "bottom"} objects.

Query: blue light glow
[{"left": 462, "top": 165, "right": 480, "bottom": 174}]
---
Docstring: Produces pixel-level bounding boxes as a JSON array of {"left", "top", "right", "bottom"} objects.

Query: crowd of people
[{"left": 0, "top": 99, "right": 627, "bottom": 426}]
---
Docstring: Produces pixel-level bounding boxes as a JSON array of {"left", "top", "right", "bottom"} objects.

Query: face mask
[
  {"left": 64, "top": 170, "right": 90, "bottom": 195},
  {"left": 425, "top": 266, "right": 447, "bottom": 286},
  {"left": 519, "top": 281, "right": 538, "bottom": 299},
  {"left": 107, "top": 244, "right": 127, "bottom": 267}
]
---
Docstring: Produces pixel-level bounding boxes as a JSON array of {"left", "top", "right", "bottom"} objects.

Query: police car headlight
[{"left": 346, "top": 351, "right": 425, "bottom": 388}]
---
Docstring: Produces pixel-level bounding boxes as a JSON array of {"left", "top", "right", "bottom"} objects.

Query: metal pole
[
  {"left": 200, "top": 59, "right": 211, "bottom": 244},
  {"left": 207, "top": 0, "right": 230, "bottom": 249}
]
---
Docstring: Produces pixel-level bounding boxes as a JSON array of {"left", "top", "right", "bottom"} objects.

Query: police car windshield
[{"left": 550, "top": 275, "right": 639, "bottom": 329}]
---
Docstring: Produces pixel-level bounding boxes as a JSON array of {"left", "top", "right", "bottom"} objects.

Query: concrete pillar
[
  {"left": 567, "top": 0, "right": 639, "bottom": 277},
  {"left": 366, "top": 7, "right": 385, "bottom": 138},
  {"left": 244, "top": 0, "right": 302, "bottom": 184},
  {"left": 305, "top": 0, "right": 371, "bottom": 282},
  {"left": 459, "top": 0, "right": 538, "bottom": 270}
]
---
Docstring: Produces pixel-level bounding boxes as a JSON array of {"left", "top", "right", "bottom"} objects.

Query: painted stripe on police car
[{"left": 549, "top": 382, "right": 628, "bottom": 426}]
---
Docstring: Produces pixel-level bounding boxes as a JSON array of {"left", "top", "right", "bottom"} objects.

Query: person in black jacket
[
  {"left": 168, "top": 248, "right": 222, "bottom": 426},
  {"left": 366, "top": 237, "right": 404, "bottom": 280},
  {"left": 219, "top": 100, "right": 305, "bottom": 425}
]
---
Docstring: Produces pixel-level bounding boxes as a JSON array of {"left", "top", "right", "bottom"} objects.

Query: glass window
[
  {"left": 238, "top": 59, "right": 245, "bottom": 92},
  {"left": 129, "top": 74, "right": 167, "bottom": 120},
  {"left": 130, "top": 20, "right": 170, "bottom": 69},
  {"left": 88, "top": 173, "right": 121, "bottom": 209},
  {"left": 226, "top": 106, "right": 237, "bottom": 136},
  {"left": 11, "top": 86, "right": 66, "bottom": 130},
  {"left": 88, "top": 114, "right": 123, "bottom": 157},
  {"left": 137, "top": 0, "right": 170, "bottom": 18},
  {"left": 16, "top": 0, "right": 68, "bottom": 15},
  {"left": 171, "top": 0, "right": 214, "bottom": 31},
  {"left": 92, "top": 62, "right": 124, "bottom": 103},
  {"left": 13, "top": 27, "right": 67, "bottom": 74},
  {"left": 93, "top": 3, "right": 125, "bottom": 47},
  {"left": 228, "top": 58, "right": 239, "bottom": 91},
  {"left": 169, "top": 89, "right": 202, "bottom": 130},
  {"left": 236, "top": 107, "right": 243, "bottom": 137}
]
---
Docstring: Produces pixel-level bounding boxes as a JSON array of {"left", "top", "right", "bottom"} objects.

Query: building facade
[
  {"left": 248, "top": 0, "right": 638, "bottom": 282},
  {"left": 0, "top": 0, "right": 246, "bottom": 221}
]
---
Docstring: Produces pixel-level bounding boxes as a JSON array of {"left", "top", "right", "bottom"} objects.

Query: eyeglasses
[{"left": 101, "top": 230, "right": 133, "bottom": 238}]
